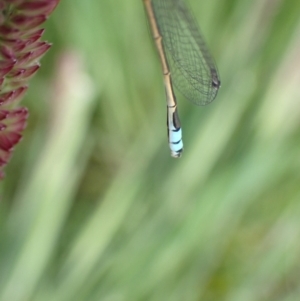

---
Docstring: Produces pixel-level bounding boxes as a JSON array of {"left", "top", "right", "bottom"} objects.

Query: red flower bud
[
  {"left": 12, "top": 14, "right": 47, "bottom": 30},
  {"left": 0, "top": 0, "right": 60, "bottom": 178},
  {"left": 17, "top": 1, "right": 59, "bottom": 16},
  {"left": 0, "top": 86, "right": 28, "bottom": 108},
  {"left": 0, "top": 60, "right": 16, "bottom": 77},
  {"left": 9, "top": 64, "right": 40, "bottom": 79},
  {"left": 0, "top": 130, "right": 22, "bottom": 151}
]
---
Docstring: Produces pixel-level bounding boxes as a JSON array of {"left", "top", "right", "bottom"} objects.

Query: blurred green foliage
[{"left": 1, "top": 0, "right": 300, "bottom": 300}]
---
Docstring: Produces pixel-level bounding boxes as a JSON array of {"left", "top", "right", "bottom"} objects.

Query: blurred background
[{"left": 1, "top": 0, "right": 300, "bottom": 300}]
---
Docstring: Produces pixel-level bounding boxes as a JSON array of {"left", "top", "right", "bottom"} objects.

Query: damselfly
[{"left": 143, "top": 0, "right": 221, "bottom": 158}]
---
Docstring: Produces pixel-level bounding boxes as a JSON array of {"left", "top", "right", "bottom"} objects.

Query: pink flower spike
[
  {"left": 0, "top": 45, "right": 16, "bottom": 61},
  {"left": 18, "top": 42, "right": 51, "bottom": 65},
  {"left": 0, "top": 91, "right": 14, "bottom": 107},
  {"left": 0, "top": 131, "right": 22, "bottom": 151},
  {"left": 0, "top": 160, "right": 7, "bottom": 168},
  {"left": 0, "top": 110, "right": 8, "bottom": 121},
  {"left": 8, "top": 107, "right": 29, "bottom": 120},
  {"left": 0, "top": 25, "right": 20, "bottom": 38},
  {"left": 0, "top": 60, "right": 16, "bottom": 77},
  {"left": 6, "top": 29, "right": 45, "bottom": 50},
  {"left": 8, "top": 31, "right": 44, "bottom": 52},
  {"left": 9, "top": 64, "right": 40, "bottom": 80},
  {"left": 16, "top": 51, "right": 33, "bottom": 66},
  {"left": 1, "top": 38, "right": 25, "bottom": 51},
  {"left": 11, "top": 14, "right": 47, "bottom": 30},
  {"left": 8, "top": 69, "right": 25, "bottom": 78},
  {"left": 0, "top": 108, "right": 29, "bottom": 125},
  {"left": 4, "top": 108, "right": 29, "bottom": 132},
  {"left": 0, "top": 158, "right": 8, "bottom": 168},
  {"left": 17, "top": 1, "right": 59, "bottom": 16},
  {"left": 0, "top": 148, "right": 13, "bottom": 167},
  {"left": 23, "top": 32, "right": 46, "bottom": 50},
  {"left": 33, "top": 41, "right": 51, "bottom": 57},
  {"left": 1, "top": 38, "right": 19, "bottom": 45},
  {"left": 16, "top": 41, "right": 50, "bottom": 64},
  {"left": 6, "top": 120, "right": 27, "bottom": 132},
  {"left": 24, "top": 64, "right": 40, "bottom": 78},
  {"left": 7, "top": 0, "right": 24, "bottom": 5},
  {"left": 0, "top": 87, "right": 28, "bottom": 108},
  {"left": 13, "top": 43, "right": 27, "bottom": 53},
  {"left": 0, "top": 12, "right": 5, "bottom": 25},
  {"left": 0, "top": 0, "right": 61, "bottom": 179},
  {"left": 5, "top": 121, "right": 28, "bottom": 133},
  {"left": 11, "top": 29, "right": 45, "bottom": 52},
  {"left": 24, "top": 28, "right": 45, "bottom": 41}
]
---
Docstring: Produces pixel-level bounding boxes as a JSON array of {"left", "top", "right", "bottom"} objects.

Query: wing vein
[{"left": 151, "top": 0, "right": 221, "bottom": 106}]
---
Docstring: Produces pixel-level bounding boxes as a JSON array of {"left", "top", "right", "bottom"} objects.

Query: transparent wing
[{"left": 151, "top": 0, "right": 220, "bottom": 106}]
